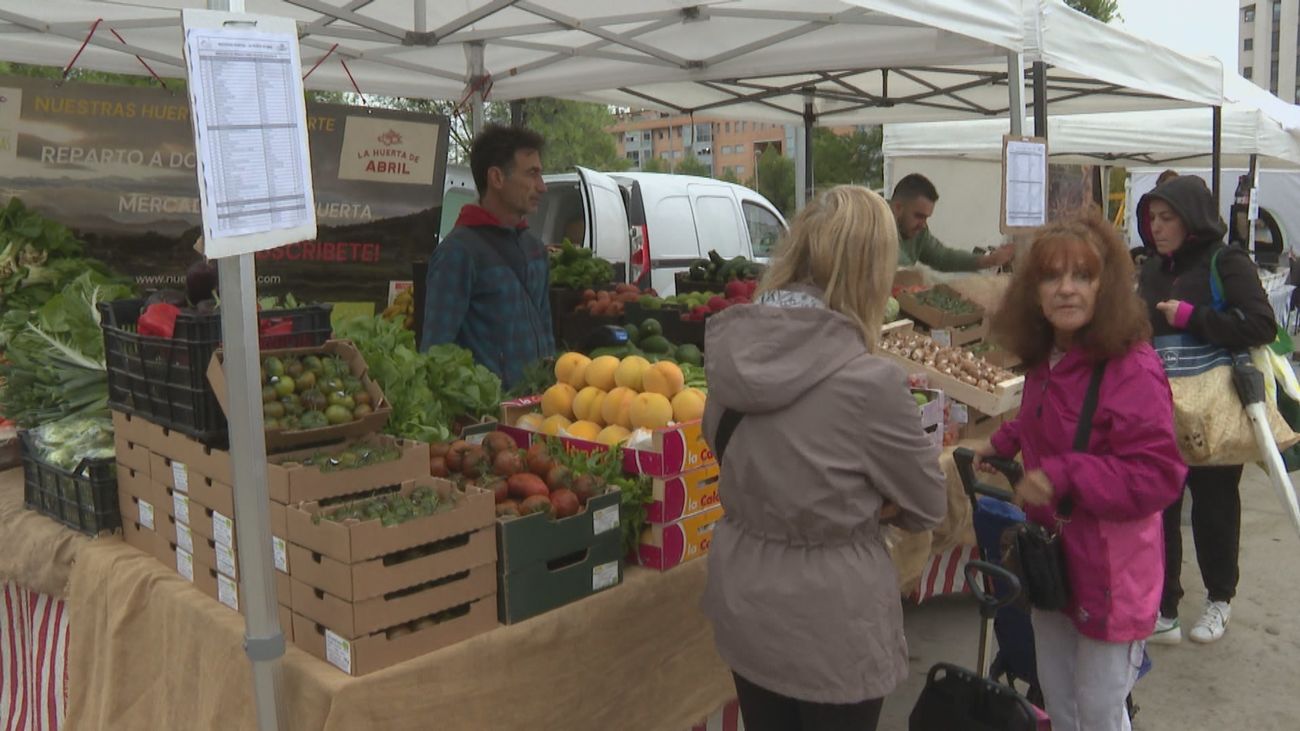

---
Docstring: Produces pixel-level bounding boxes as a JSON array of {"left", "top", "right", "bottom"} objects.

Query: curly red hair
[{"left": 992, "top": 210, "right": 1151, "bottom": 367}]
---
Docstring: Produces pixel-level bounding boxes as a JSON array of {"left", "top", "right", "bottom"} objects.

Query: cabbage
[
  {"left": 32, "top": 414, "right": 114, "bottom": 470},
  {"left": 885, "top": 296, "right": 901, "bottom": 322}
]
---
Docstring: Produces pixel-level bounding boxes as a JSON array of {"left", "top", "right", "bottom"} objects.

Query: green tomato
[
  {"left": 328, "top": 390, "right": 356, "bottom": 410},
  {"left": 299, "top": 410, "right": 328, "bottom": 430},
  {"left": 262, "top": 385, "right": 278, "bottom": 404},
  {"left": 263, "top": 401, "right": 285, "bottom": 419},
  {"left": 325, "top": 404, "right": 354, "bottom": 425},
  {"left": 263, "top": 357, "right": 285, "bottom": 378},
  {"left": 296, "top": 371, "right": 317, "bottom": 391},
  {"left": 273, "top": 375, "right": 296, "bottom": 398}
]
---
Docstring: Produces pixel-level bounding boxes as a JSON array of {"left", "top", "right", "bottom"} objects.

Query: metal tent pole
[
  {"left": 1007, "top": 52, "right": 1026, "bottom": 137},
  {"left": 466, "top": 41, "right": 486, "bottom": 135},
  {"left": 1212, "top": 105, "right": 1223, "bottom": 208},
  {"left": 802, "top": 86, "right": 815, "bottom": 204},
  {"left": 205, "top": 2, "right": 286, "bottom": 730},
  {"left": 1032, "top": 61, "right": 1048, "bottom": 140}
]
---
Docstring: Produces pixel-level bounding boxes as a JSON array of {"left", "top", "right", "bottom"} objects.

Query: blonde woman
[{"left": 701, "top": 186, "right": 948, "bottom": 731}]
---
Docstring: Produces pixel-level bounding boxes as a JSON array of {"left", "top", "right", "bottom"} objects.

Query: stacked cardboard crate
[{"left": 638, "top": 463, "right": 723, "bottom": 571}]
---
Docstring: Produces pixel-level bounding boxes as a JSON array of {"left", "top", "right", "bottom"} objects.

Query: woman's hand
[
  {"left": 1014, "top": 470, "right": 1055, "bottom": 507},
  {"left": 1155, "top": 300, "right": 1181, "bottom": 327},
  {"left": 971, "top": 442, "right": 1000, "bottom": 474}
]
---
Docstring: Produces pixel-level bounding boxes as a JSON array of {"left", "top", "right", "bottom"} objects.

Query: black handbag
[{"left": 1004, "top": 362, "right": 1106, "bottom": 612}]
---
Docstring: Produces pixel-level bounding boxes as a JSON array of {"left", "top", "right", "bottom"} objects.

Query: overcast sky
[{"left": 1117, "top": 0, "right": 1239, "bottom": 68}]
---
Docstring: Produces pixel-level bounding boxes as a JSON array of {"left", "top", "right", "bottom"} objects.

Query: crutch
[{"left": 1232, "top": 360, "right": 1300, "bottom": 540}]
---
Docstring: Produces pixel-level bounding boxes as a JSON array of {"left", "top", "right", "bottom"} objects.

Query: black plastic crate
[
  {"left": 98, "top": 299, "right": 333, "bottom": 445},
  {"left": 20, "top": 431, "right": 119, "bottom": 535}
]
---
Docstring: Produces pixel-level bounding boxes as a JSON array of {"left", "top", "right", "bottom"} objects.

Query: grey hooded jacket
[{"left": 700, "top": 284, "right": 947, "bottom": 704}]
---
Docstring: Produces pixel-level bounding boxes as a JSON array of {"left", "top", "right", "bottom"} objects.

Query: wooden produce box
[
  {"left": 637, "top": 505, "right": 723, "bottom": 571},
  {"left": 897, "top": 284, "right": 985, "bottom": 329},
  {"left": 496, "top": 487, "right": 624, "bottom": 624},
  {"left": 929, "top": 318, "right": 989, "bottom": 348},
  {"left": 882, "top": 351, "right": 1024, "bottom": 416},
  {"left": 500, "top": 398, "right": 716, "bottom": 477},
  {"left": 207, "top": 340, "right": 391, "bottom": 452}
]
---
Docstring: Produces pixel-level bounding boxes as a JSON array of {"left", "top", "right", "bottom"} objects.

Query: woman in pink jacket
[{"left": 976, "top": 212, "right": 1187, "bottom": 731}]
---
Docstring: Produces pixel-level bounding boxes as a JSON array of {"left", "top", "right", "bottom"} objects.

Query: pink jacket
[{"left": 991, "top": 343, "right": 1186, "bottom": 642}]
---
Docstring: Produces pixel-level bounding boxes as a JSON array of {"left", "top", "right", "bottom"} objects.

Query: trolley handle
[
  {"left": 952, "top": 447, "right": 1024, "bottom": 500},
  {"left": 964, "top": 560, "right": 1021, "bottom": 613}
]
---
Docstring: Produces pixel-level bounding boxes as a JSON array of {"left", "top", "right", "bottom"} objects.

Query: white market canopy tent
[
  {"left": 882, "top": 74, "right": 1300, "bottom": 168},
  {"left": 0, "top": 0, "right": 1222, "bottom": 126}
]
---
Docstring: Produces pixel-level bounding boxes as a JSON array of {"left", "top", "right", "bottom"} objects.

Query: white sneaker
[
  {"left": 1189, "top": 601, "right": 1231, "bottom": 644},
  {"left": 1148, "top": 615, "right": 1182, "bottom": 645}
]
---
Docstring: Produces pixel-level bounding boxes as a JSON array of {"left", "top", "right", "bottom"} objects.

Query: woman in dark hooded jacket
[{"left": 1136, "top": 175, "right": 1278, "bottom": 646}]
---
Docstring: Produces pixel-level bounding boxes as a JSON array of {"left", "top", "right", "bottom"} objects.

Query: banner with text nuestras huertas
[{"left": 0, "top": 75, "right": 448, "bottom": 312}]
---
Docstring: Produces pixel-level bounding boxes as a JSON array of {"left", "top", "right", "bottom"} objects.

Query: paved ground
[{"left": 879, "top": 465, "right": 1300, "bottom": 730}]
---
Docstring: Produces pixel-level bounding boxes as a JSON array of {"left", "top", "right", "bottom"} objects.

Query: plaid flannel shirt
[{"left": 420, "top": 211, "right": 555, "bottom": 391}]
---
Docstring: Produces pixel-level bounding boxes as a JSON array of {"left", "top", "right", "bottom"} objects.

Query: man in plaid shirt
[{"left": 421, "top": 125, "right": 555, "bottom": 390}]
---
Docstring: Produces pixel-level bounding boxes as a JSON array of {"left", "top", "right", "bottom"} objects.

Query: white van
[{"left": 441, "top": 165, "right": 787, "bottom": 295}]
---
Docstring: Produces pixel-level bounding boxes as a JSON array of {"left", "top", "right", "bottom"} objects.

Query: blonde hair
[{"left": 759, "top": 185, "right": 898, "bottom": 350}]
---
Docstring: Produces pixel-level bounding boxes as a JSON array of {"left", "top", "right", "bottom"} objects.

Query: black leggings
[
  {"left": 733, "top": 673, "right": 883, "bottom": 731},
  {"left": 1161, "top": 464, "right": 1243, "bottom": 619}
]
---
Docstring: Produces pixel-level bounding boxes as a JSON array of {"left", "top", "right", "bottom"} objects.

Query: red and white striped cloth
[
  {"left": 911, "top": 544, "right": 980, "bottom": 604},
  {"left": 1, "top": 583, "right": 69, "bottom": 731},
  {"left": 690, "top": 700, "right": 742, "bottom": 731}
]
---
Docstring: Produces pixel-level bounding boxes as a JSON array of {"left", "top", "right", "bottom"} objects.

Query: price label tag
[
  {"left": 171, "top": 461, "right": 189, "bottom": 493},
  {"left": 176, "top": 548, "right": 194, "bottom": 582},
  {"left": 217, "top": 574, "right": 239, "bottom": 611},
  {"left": 592, "top": 561, "right": 619, "bottom": 591},
  {"left": 273, "top": 537, "right": 288, "bottom": 573},
  {"left": 173, "top": 493, "right": 190, "bottom": 525},
  {"left": 951, "top": 403, "right": 970, "bottom": 426},
  {"left": 213, "top": 511, "right": 235, "bottom": 548},
  {"left": 175, "top": 522, "right": 194, "bottom": 555},
  {"left": 593, "top": 505, "right": 620, "bottom": 535},
  {"left": 138, "top": 500, "right": 155, "bottom": 530},
  {"left": 325, "top": 630, "right": 353, "bottom": 675},
  {"left": 931, "top": 329, "right": 953, "bottom": 347},
  {"left": 216, "top": 542, "right": 237, "bottom": 579}
]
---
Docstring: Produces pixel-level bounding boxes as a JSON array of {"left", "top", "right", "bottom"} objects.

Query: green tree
[
  {"left": 812, "top": 126, "right": 884, "bottom": 189},
  {"left": 674, "top": 154, "right": 712, "bottom": 177},
  {"left": 640, "top": 156, "right": 668, "bottom": 173},
  {"left": 749, "top": 146, "right": 796, "bottom": 216},
  {"left": 520, "top": 97, "right": 629, "bottom": 173},
  {"left": 0, "top": 61, "right": 182, "bottom": 89},
  {"left": 718, "top": 167, "right": 743, "bottom": 185},
  {"left": 1065, "top": 0, "right": 1121, "bottom": 22}
]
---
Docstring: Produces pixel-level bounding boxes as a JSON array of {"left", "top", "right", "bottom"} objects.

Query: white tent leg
[
  {"left": 794, "top": 125, "right": 807, "bottom": 211},
  {"left": 1006, "top": 52, "right": 1025, "bottom": 137},
  {"left": 466, "top": 41, "right": 486, "bottom": 136}
]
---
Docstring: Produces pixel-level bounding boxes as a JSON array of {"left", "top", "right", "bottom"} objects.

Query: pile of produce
[
  {"left": 638, "top": 279, "right": 757, "bottom": 322},
  {"left": 685, "top": 250, "right": 764, "bottom": 284},
  {"left": 0, "top": 272, "right": 136, "bottom": 426},
  {"left": 429, "top": 431, "right": 607, "bottom": 519},
  {"left": 0, "top": 198, "right": 126, "bottom": 348},
  {"left": 550, "top": 241, "right": 615, "bottom": 290},
  {"left": 334, "top": 315, "right": 501, "bottom": 443},
  {"left": 572, "top": 283, "right": 644, "bottom": 317},
  {"left": 260, "top": 353, "right": 375, "bottom": 431},
  {"left": 910, "top": 286, "right": 980, "bottom": 316},
  {"left": 30, "top": 414, "right": 115, "bottom": 470},
  {"left": 515, "top": 352, "right": 707, "bottom": 442},
  {"left": 311, "top": 484, "right": 459, "bottom": 526},
  {"left": 589, "top": 317, "right": 703, "bottom": 366},
  {"left": 297, "top": 439, "right": 403, "bottom": 472},
  {"left": 381, "top": 288, "right": 416, "bottom": 331},
  {"left": 882, "top": 332, "right": 1015, "bottom": 392}
]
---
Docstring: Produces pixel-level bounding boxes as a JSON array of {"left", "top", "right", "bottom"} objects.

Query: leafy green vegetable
[
  {"left": 550, "top": 240, "right": 615, "bottom": 289},
  {"left": 313, "top": 485, "right": 457, "bottom": 526},
  {"left": 506, "top": 357, "right": 557, "bottom": 400},
  {"left": 32, "top": 415, "right": 115, "bottom": 470},
  {"left": 545, "top": 440, "right": 652, "bottom": 557},
  {"left": 334, "top": 315, "right": 501, "bottom": 443},
  {"left": 0, "top": 272, "right": 136, "bottom": 426}
]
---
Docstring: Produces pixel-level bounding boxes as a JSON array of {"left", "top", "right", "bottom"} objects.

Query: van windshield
[{"left": 533, "top": 181, "right": 586, "bottom": 248}]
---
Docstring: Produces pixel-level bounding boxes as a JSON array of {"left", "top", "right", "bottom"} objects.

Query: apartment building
[
  {"left": 607, "top": 111, "right": 794, "bottom": 178},
  {"left": 1241, "top": 0, "right": 1300, "bottom": 102}
]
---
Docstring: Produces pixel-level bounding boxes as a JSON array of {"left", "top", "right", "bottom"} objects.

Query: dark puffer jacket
[{"left": 1136, "top": 176, "right": 1276, "bottom": 350}]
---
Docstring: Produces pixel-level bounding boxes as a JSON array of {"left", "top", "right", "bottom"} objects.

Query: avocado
[
  {"left": 622, "top": 323, "right": 639, "bottom": 344},
  {"left": 639, "top": 318, "right": 664, "bottom": 338},
  {"left": 640, "top": 335, "right": 673, "bottom": 354},
  {"left": 675, "top": 344, "right": 703, "bottom": 366}
]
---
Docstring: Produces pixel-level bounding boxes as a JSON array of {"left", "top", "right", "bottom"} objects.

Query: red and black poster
[{"left": 0, "top": 75, "right": 448, "bottom": 310}]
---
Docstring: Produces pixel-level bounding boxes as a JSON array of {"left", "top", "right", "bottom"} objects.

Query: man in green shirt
[{"left": 890, "top": 173, "right": 1015, "bottom": 272}]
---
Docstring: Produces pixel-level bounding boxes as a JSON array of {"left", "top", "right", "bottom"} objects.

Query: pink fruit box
[{"left": 498, "top": 397, "right": 717, "bottom": 478}]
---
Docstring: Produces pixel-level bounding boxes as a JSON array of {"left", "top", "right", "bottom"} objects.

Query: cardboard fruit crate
[
  {"left": 897, "top": 284, "right": 985, "bottom": 329},
  {"left": 637, "top": 505, "right": 723, "bottom": 571},
  {"left": 647, "top": 463, "right": 720, "bottom": 524},
  {"left": 264, "top": 436, "right": 429, "bottom": 505},
  {"left": 881, "top": 348, "right": 1024, "bottom": 416},
  {"left": 207, "top": 339, "right": 391, "bottom": 452},
  {"left": 500, "top": 398, "right": 716, "bottom": 477},
  {"left": 495, "top": 487, "right": 623, "bottom": 624},
  {"left": 286, "top": 479, "right": 493, "bottom": 565},
  {"left": 293, "top": 594, "right": 497, "bottom": 676},
  {"left": 928, "top": 318, "right": 989, "bottom": 348}
]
